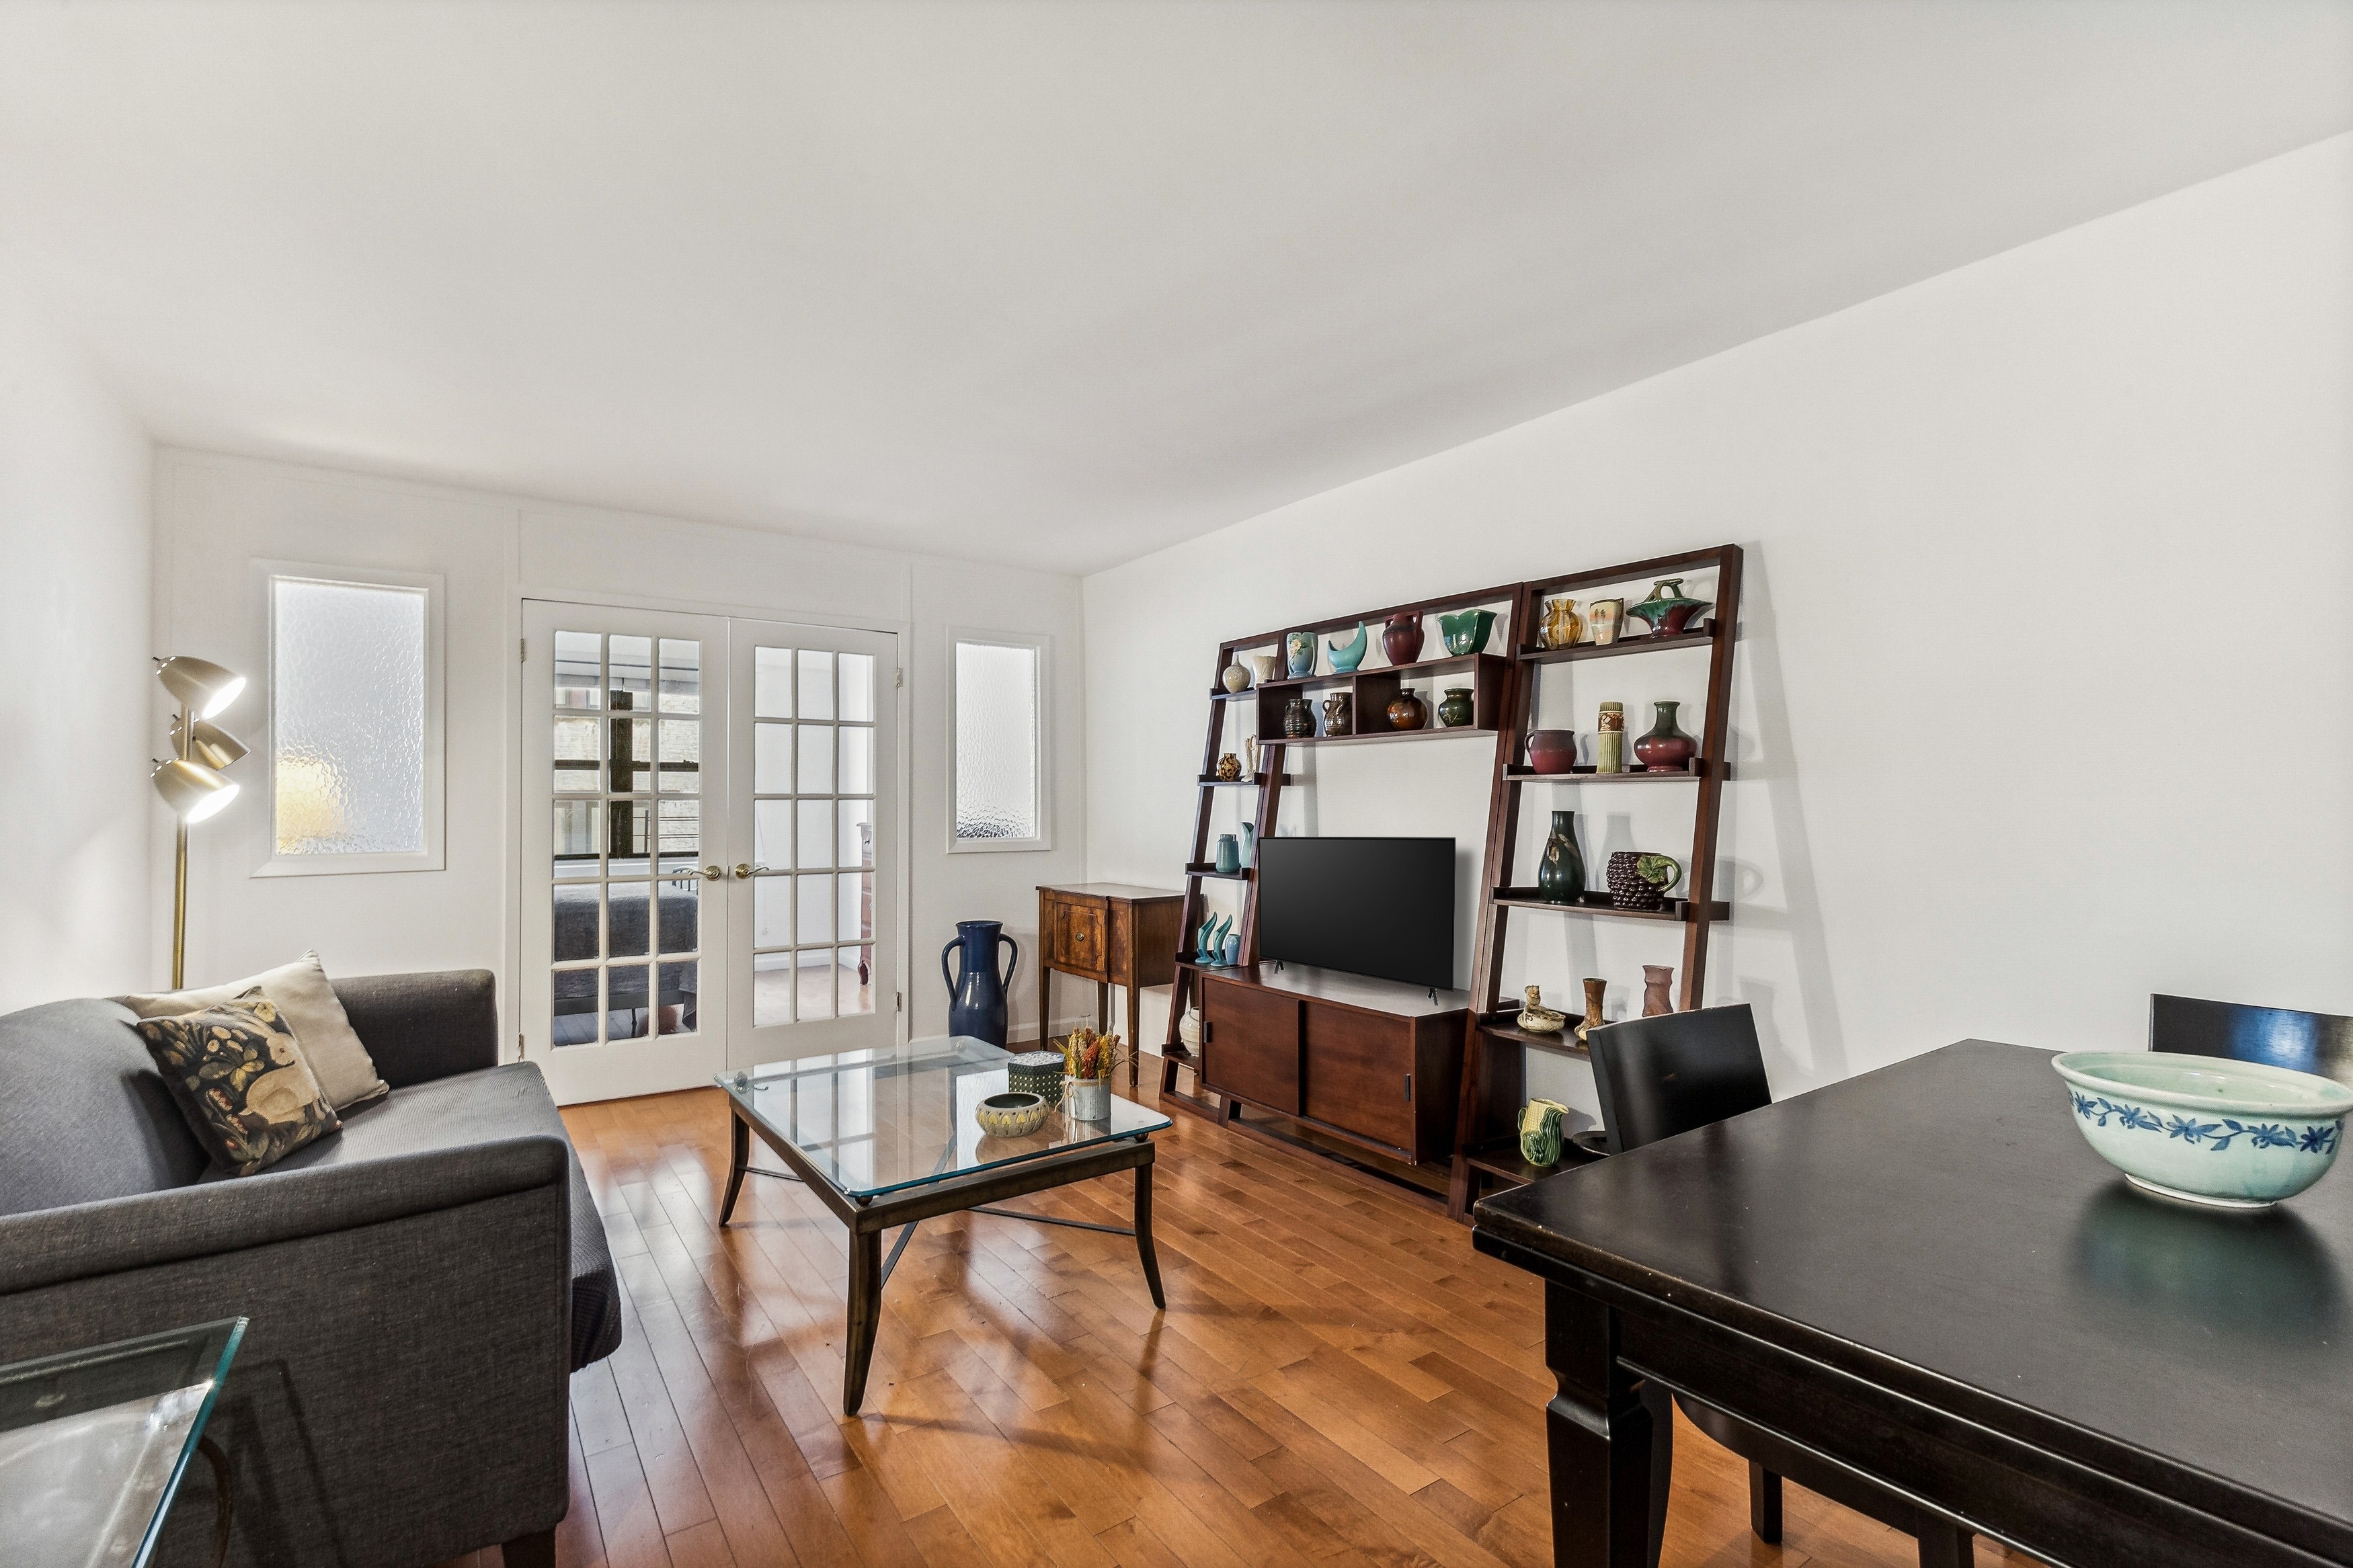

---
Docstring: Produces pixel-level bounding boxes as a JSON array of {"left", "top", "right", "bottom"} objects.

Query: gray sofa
[{"left": 0, "top": 971, "right": 620, "bottom": 1568}]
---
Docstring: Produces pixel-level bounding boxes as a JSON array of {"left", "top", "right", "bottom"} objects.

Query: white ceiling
[{"left": 1, "top": 2, "right": 2347, "bottom": 575}]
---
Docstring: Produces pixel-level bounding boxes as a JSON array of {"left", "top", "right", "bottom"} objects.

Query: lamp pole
[{"left": 172, "top": 696, "right": 190, "bottom": 988}]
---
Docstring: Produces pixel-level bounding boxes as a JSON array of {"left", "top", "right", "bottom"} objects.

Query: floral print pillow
[{"left": 134, "top": 987, "right": 343, "bottom": 1175}]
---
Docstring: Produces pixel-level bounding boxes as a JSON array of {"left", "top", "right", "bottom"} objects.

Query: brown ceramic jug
[{"left": 1382, "top": 613, "right": 1424, "bottom": 666}]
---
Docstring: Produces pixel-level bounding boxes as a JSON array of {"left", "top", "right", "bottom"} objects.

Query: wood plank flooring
[{"left": 433, "top": 1073, "right": 2046, "bottom": 1568}]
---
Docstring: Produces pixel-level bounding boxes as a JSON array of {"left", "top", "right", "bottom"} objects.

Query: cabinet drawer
[
  {"left": 1200, "top": 977, "right": 1300, "bottom": 1114},
  {"left": 1045, "top": 897, "right": 1107, "bottom": 978},
  {"left": 1302, "top": 1004, "right": 1416, "bottom": 1152}
]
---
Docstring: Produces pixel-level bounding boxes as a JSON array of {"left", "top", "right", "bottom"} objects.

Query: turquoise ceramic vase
[
  {"left": 1284, "top": 630, "right": 1316, "bottom": 677},
  {"left": 1326, "top": 622, "right": 1368, "bottom": 672}
]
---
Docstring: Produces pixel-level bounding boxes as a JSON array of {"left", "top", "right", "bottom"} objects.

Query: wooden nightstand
[{"left": 1036, "top": 883, "right": 1183, "bottom": 1086}]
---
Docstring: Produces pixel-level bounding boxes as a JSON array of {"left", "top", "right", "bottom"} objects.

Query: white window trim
[
  {"left": 250, "top": 560, "right": 447, "bottom": 877},
  {"left": 945, "top": 627, "right": 1051, "bottom": 854}
]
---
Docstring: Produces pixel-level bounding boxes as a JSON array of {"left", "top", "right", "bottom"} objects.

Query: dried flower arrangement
[{"left": 1060, "top": 1026, "right": 1133, "bottom": 1082}]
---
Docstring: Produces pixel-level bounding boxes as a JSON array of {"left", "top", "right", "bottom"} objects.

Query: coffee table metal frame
[{"left": 719, "top": 1069, "right": 1165, "bottom": 1414}]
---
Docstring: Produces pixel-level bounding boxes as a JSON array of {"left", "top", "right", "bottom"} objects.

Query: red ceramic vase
[
  {"left": 1382, "top": 614, "right": 1424, "bottom": 665},
  {"left": 1526, "top": 730, "right": 1577, "bottom": 774},
  {"left": 1632, "top": 700, "right": 1697, "bottom": 773}
]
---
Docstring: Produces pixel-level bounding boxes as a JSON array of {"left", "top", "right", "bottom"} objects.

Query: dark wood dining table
[{"left": 1473, "top": 1040, "right": 2353, "bottom": 1568}]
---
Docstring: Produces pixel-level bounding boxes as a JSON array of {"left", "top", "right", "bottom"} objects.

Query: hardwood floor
[{"left": 433, "top": 1072, "right": 2045, "bottom": 1568}]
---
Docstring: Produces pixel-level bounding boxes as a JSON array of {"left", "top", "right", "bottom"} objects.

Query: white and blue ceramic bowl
[{"left": 2054, "top": 1051, "right": 2353, "bottom": 1208}]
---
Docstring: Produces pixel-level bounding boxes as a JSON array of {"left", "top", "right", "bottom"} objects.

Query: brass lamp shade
[
  {"left": 152, "top": 757, "right": 239, "bottom": 823},
  {"left": 155, "top": 655, "right": 247, "bottom": 720},
  {"left": 174, "top": 716, "right": 249, "bottom": 771}
]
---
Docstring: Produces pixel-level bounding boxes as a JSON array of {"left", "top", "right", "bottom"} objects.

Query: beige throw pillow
[{"left": 121, "top": 951, "right": 389, "bottom": 1110}]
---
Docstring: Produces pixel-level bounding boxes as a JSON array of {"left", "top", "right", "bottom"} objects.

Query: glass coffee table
[
  {"left": 0, "top": 1317, "right": 244, "bottom": 1568},
  {"left": 717, "top": 1038, "right": 1170, "bottom": 1413}
]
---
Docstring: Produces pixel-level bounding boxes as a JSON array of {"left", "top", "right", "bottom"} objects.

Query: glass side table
[{"left": 0, "top": 1317, "right": 245, "bottom": 1568}]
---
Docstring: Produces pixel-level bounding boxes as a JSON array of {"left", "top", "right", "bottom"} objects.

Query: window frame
[
  {"left": 251, "top": 561, "right": 447, "bottom": 877},
  {"left": 945, "top": 627, "right": 1051, "bottom": 855}
]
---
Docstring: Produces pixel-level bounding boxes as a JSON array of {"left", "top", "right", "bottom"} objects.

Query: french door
[
  {"left": 727, "top": 619, "right": 900, "bottom": 1067},
  {"left": 522, "top": 603, "right": 900, "bottom": 1103}
]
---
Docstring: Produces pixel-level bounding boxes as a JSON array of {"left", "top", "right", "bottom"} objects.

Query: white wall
[
  {"left": 0, "top": 276, "right": 152, "bottom": 1010},
  {"left": 1085, "top": 134, "right": 2353, "bottom": 1123},
  {"left": 153, "top": 450, "right": 1086, "bottom": 1058}
]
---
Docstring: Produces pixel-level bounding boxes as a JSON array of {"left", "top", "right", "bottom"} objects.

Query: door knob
[
  {"left": 733, "top": 862, "right": 768, "bottom": 879},
  {"left": 699, "top": 864, "right": 723, "bottom": 881}
]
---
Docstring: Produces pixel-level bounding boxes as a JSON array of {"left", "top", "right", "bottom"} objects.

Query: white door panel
[
  {"left": 522, "top": 602, "right": 730, "bottom": 1103},
  {"left": 726, "top": 620, "right": 901, "bottom": 1069}
]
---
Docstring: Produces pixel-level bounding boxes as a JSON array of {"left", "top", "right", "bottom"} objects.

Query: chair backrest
[
  {"left": 1587, "top": 1002, "right": 1771, "bottom": 1154},
  {"left": 2150, "top": 994, "right": 2353, "bottom": 1089}
]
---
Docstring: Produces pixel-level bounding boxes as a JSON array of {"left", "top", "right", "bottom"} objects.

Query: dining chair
[
  {"left": 1587, "top": 1004, "right": 1977, "bottom": 1568},
  {"left": 2150, "top": 994, "right": 2353, "bottom": 1088}
]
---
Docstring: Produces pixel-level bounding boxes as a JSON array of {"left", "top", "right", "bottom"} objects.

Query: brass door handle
[
  {"left": 733, "top": 863, "right": 768, "bottom": 879},
  {"left": 699, "top": 864, "right": 723, "bottom": 881}
]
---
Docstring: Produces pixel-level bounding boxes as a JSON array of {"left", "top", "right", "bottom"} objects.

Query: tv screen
[{"left": 1253, "top": 836, "right": 1454, "bottom": 990}]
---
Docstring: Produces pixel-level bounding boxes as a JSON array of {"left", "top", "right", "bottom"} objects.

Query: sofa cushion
[
  {"left": 132, "top": 991, "right": 344, "bottom": 1176},
  {"left": 122, "top": 952, "right": 391, "bottom": 1110},
  {"left": 0, "top": 999, "right": 208, "bottom": 1216},
  {"left": 222, "top": 1061, "right": 621, "bottom": 1368}
]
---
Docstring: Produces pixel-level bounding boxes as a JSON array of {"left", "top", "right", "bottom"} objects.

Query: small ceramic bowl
[
  {"left": 2053, "top": 1051, "right": 2353, "bottom": 1208},
  {"left": 974, "top": 1091, "right": 1049, "bottom": 1139}
]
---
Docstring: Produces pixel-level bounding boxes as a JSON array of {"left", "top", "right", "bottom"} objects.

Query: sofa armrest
[
  {"left": 0, "top": 1132, "right": 566, "bottom": 1296},
  {"left": 334, "top": 968, "right": 500, "bottom": 1087}
]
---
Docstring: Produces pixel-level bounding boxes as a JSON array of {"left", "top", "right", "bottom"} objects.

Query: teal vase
[{"left": 1534, "top": 811, "right": 1584, "bottom": 903}]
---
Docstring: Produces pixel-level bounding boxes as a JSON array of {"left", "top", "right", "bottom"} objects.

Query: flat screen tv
[{"left": 1253, "top": 836, "right": 1454, "bottom": 991}]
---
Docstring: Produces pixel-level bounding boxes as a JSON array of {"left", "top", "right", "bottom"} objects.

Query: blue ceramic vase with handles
[{"left": 941, "top": 919, "right": 1021, "bottom": 1046}]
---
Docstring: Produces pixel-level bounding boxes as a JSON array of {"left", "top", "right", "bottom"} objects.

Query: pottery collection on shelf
[
  {"left": 1195, "top": 913, "right": 1233, "bottom": 963},
  {"left": 1633, "top": 699, "right": 1696, "bottom": 773},
  {"left": 1284, "top": 629, "right": 1316, "bottom": 678},
  {"left": 1526, "top": 729, "right": 1577, "bottom": 775},
  {"left": 1535, "top": 811, "right": 1585, "bottom": 903},
  {"left": 1326, "top": 622, "right": 1368, "bottom": 672},
  {"left": 1594, "top": 701, "right": 1626, "bottom": 774},
  {"left": 1627, "top": 577, "right": 1712, "bottom": 636},
  {"left": 1222, "top": 661, "right": 1250, "bottom": 693},
  {"left": 1606, "top": 851, "right": 1683, "bottom": 911},
  {"left": 1283, "top": 696, "right": 1316, "bottom": 739},
  {"left": 1539, "top": 597, "right": 1583, "bottom": 649},
  {"left": 1382, "top": 613, "right": 1424, "bottom": 666},
  {"left": 1515, "top": 985, "right": 1566, "bottom": 1034},
  {"left": 1438, "top": 608, "right": 1495, "bottom": 656},
  {"left": 1520, "top": 1098, "right": 1570, "bottom": 1167},
  {"left": 1386, "top": 689, "right": 1428, "bottom": 731},
  {"left": 1321, "top": 692, "right": 1353, "bottom": 736},
  {"left": 1642, "top": 964, "right": 1675, "bottom": 1017},
  {"left": 1575, "top": 979, "right": 1607, "bottom": 1043},
  {"left": 1438, "top": 687, "right": 1474, "bottom": 728}
]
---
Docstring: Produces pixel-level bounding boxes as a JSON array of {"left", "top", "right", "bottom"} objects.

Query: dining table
[{"left": 1472, "top": 1039, "right": 2353, "bottom": 1568}]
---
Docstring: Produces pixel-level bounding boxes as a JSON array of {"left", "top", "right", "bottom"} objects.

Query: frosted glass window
[
  {"left": 953, "top": 638, "right": 1041, "bottom": 845},
  {"left": 272, "top": 579, "right": 428, "bottom": 856}
]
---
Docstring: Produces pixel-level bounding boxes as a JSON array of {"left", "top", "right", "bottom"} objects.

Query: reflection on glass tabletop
[
  {"left": 0, "top": 1317, "right": 244, "bottom": 1568},
  {"left": 718, "top": 1036, "right": 1171, "bottom": 1198}
]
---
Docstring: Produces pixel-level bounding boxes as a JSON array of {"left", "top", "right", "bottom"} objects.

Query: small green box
[{"left": 1008, "top": 1050, "right": 1065, "bottom": 1105}]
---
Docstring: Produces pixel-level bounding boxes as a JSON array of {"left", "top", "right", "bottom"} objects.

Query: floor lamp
[{"left": 151, "top": 656, "right": 247, "bottom": 989}]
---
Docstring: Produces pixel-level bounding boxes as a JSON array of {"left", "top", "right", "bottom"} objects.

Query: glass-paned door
[
  {"left": 523, "top": 603, "right": 729, "bottom": 1103},
  {"left": 729, "top": 620, "right": 900, "bottom": 1069}
]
